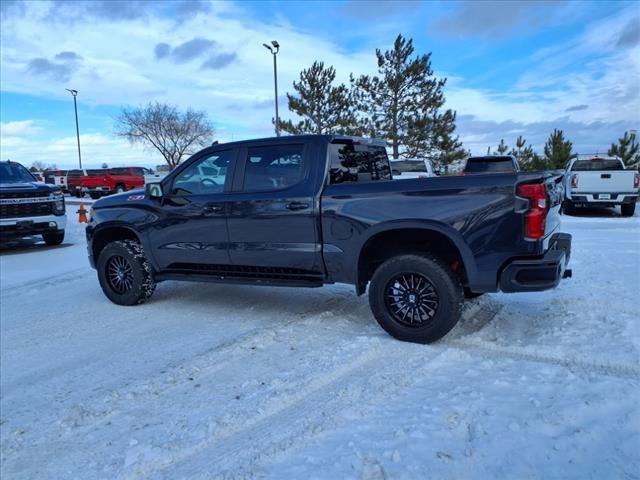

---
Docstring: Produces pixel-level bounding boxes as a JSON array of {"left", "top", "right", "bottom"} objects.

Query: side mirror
[{"left": 145, "top": 182, "right": 163, "bottom": 199}]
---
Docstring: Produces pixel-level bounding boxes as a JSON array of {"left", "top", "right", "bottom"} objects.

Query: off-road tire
[
  {"left": 97, "top": 240, "right": 156, "bottom": 306},
  {"left": 42, "top": 231, "right": 64, "bottom": 246},
  {"left": 368, "top": 254, "right": 463, "bottom": 344},
  {"left": 621, "top": 202, "right": 636, "bottom": 217}
]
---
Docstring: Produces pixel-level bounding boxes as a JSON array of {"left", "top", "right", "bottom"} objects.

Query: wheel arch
[
  {"left": 355, "top": 221, "right": 478, "bottom": 295},
  {"left": 91, "top": 224, "right": 141, "bottom": 264}
]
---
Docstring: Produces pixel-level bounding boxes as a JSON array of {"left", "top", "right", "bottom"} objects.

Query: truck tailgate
[{"left": 574, "top": 171, "right": 636, "bottom": 193}]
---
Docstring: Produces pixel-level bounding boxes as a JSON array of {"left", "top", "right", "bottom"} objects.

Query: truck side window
[
  {"left": 171, "top": 150, "right": 233, "bottom": 195},
  {"left": 242, "top": 145, "right": 304, "bottom": 192},
  {"left": 329, "top": 143, "right": 391, "bottom": 184}
]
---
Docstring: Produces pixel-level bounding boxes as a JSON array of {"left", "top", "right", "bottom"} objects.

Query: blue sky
[{"left": 1, "top": 0, "right": 638, "bottom": 168}]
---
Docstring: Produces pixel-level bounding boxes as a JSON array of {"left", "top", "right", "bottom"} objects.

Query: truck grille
[{"left": 0, "top": 192, "right": 54, "bottom": 218}]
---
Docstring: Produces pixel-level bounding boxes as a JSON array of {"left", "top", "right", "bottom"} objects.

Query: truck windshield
[
  {"left": 0, "top": 162, "right": 35, "bottom": 183},
  {"left": 464, "top": 157, "right": 515, "bottom": 173},
  {"left": 571, "top": 159, "right": 624, "bottom": 171}
]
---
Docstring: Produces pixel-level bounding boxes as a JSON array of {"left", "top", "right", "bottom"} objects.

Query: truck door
[
  {"left": 226, "top": 142, "right": 322, "bottom": 275},
  {"left": 148, "top": 149, "right": 236, "bottom": 270}
]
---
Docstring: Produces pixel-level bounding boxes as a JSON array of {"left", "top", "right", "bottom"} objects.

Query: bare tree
[
  {"left": 30, "top": 160, "right": 57, "bottom": 171},
  {"left": 116, "top": 102, "right": 214, "bottom": 168}
]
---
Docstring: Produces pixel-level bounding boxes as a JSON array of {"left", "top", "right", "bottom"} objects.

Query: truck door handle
[
  {"left": 203, "top": 204, "right": 224, "bottom": 214},
  {"left": 286, "top": 201, "right": 309, "bottom": 211}
]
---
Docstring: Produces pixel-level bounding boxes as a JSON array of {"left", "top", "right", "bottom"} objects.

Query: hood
[{"left": 0, "top": 181, "right": 58, "bottom": 193}]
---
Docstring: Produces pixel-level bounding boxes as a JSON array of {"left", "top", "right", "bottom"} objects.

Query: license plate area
[{"left": 599, "top": 194, "right": 611, "bottom": 200}]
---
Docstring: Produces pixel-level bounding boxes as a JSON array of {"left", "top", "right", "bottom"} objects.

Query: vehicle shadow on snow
[
  {"left": 562, "top": 207, "right": 624, "bottom": 218},
  {"left": 0, "top": 237, "right": 75, "bottom": 255}
]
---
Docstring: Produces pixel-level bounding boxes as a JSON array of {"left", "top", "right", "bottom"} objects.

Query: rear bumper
[
  {"left": 568, "top": 192, "right": 638, "bottom": 206},
  {"left": 500, "top": 233, "right": 572, "bottom": 293}
]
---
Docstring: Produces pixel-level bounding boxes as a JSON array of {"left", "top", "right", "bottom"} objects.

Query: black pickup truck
[{"left": 87, "top": 135, "right": 571, "bottom": 343}]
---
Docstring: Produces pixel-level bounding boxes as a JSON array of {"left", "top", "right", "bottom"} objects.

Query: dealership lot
[{"left": 1, "top": 209, "right": 638, "bottom": 479}]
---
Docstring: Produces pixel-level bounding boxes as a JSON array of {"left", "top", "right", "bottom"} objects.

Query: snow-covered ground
[{"left": 1, "top": 208, "right": 638, "bottom": 479}]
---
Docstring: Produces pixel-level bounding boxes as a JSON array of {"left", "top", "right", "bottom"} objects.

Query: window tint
[
  {"left": 172, "top": 150, "right": 233, "bottom": 195},
  {"left": 329, "top": 143, "right": 391, "bottom": 184},
  {"left": 67, "top": 170, "right": 83, "bottom": 176},
  {"left": 110, "top": 167, "right": 130, "bottom": 175},
  {"left": 571, "top": 159, "right": 624, "bottom": 171},
  {"left": 464, "top": 157, "right": 515, "bottom": 173},
  {"left": 242, "top": 144, "right": 304, "bottom": 192},
  {"left": 87, "top": 169, "right": 106, "bottom": 176}
]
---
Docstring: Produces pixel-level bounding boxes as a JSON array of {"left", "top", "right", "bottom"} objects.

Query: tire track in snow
[
  {"left": 0, "top": 267, "right": 92, "bottom": 296},
  {"left": 446, "top": 337, "right": 640, "bottom": 380},
  {"left": 123, "top": 343, "right": 437, "bottom": 480},
  {"left": 28, "top": 292, "right": 365, "bottom": 442}
]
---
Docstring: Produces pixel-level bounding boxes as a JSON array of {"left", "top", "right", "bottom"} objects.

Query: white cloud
[{"left": 0, "top": 120, "right": 42, "bottom": 136}]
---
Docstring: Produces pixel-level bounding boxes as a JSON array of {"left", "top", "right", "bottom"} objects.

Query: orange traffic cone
[{"left": 77, "top": 202, "right": 88, "bottom": 224}]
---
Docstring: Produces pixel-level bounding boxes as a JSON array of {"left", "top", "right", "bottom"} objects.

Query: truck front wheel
[
  {"left": 368, "top": 254, "right": 463, "bottom": 344},
  {"left": 621, "top": 202, "right": 636, "bottom": 217},
  {"left": 42, "top": 231, "right": 64, "bottom": 246},
  {"left": 97, "top": 240, "right": 156, "bottom": 306}
]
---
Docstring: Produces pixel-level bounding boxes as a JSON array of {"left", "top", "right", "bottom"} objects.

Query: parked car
[
  {"left": 463, "top": 155, "right": 520, "bottom": 175},
  {"left": 0, "top": 160, "right": 66, "bottom": 245},
  {"left": 563, "top": 156, "right": 639, "bottom": 216},
  {"left": 68, "top": 167, "right": 150, "bottom": 199},
  {"left": 390, "top": 159, "right": 435, "bottom": 179},
  {"left": 87, "top": 135, "right": 571, "bottom": 344}
]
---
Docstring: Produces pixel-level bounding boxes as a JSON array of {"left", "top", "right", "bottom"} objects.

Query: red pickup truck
[{"left": 69, "top": 167, "right": 150, "bottom": 199}]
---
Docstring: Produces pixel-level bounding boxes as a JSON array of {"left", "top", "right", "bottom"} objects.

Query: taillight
[
  {"left": 634, "top": 173, "right": 639, "bottom": 188},
  {"left": 517, "top": 183, "right": 548, "bottom": 239},
  {"left": 571, "top": 174, "right": 578, "bottom": 188}
]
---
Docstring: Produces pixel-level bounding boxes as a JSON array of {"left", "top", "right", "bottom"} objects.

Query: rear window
[
  {"left": 391, "top": 160, "right": 426, "bottom": 173},
  {"left": 87, "top": 169, "right": 106, "bottom": 176},
  {"left": 571, "top": 159, "right": 624, "bottom": 171},
  {"left": 329, "top": 143, "right": 391, "bottom": 184},
  {"left": 464, "top": 157, "right": 515, "bottom": 174},
  {"left": 67, "top": 170, "right": 83, "bottom": 176}
]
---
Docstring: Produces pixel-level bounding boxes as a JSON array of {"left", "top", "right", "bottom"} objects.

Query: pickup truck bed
[{"left": 86, "top": 135, "right": 572, "bottom": 343}]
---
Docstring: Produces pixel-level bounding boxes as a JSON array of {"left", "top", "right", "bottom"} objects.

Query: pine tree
[
  {"left": 496, "top": 139, "right": 509, "bottom": 155},
  {"left": 351, "top": 34, "right": 447, "bottom": 159},
  {"left": 428, "top": 110, "right": 467, "bottom": 169},
  {"left": 279, "top": 61, "right": 357, "bottom": 135},
  {"left": 543, "top": 129, "right": 575, "bottom": 169},
  {"left": 608, "top": 131, "right": 639, "bottom": 169}
]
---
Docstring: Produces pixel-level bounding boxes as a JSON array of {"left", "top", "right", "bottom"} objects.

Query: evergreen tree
[
  {"left": 428, "top": 110, "right": 467, "bottom": 169},
  {"left": 351, "top": 34, "right": 447, "bottom": 159},
  {"left": 543, "top": 129, "right": 575, "bottom": 169},
  {"left": 279, "top": 61, "right": 358, "bottom": 135},
  {"left": 608, "top": 131, "right": 639, "bottom": 169},
  {"left": 496, "top": 139, "right": 509, "bottom": 155}
]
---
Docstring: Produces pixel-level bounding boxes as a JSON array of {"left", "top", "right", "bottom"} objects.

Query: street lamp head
[
  {"left": 66, "top": 88, "right": 78, "bottom": 96},
  {"left": 271, "top": 40, "right": 279, "bottom": 49},
  {"left": 262, "top": 43, "right": 273, "bottom": 53}
]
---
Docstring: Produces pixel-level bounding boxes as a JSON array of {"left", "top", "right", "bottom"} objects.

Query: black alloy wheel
[
  {"left": 384, "top": 273, "right": 439, "bottom": 327},
  {"left": 107, "top": 255, "right": 134, "bottom": 294}
]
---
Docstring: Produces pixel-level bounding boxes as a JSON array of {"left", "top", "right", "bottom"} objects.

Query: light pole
[
  {"left": 66, "top": 88, "right": 82, "bottom": 169},
  {"left": 263, "top": 40, "right": 280, "bottom": 136}
]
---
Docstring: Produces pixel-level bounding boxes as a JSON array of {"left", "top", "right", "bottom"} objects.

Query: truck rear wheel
[
  {"left": 97, "top": 240, "right": 156, "bottom": 306},
  {"left": 368, "top": 254, "right": 463, "bottom": 344},
  {"left": 621, "top": 202, "right": 636, "bottom": 217}
]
